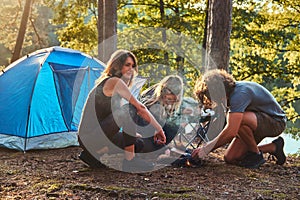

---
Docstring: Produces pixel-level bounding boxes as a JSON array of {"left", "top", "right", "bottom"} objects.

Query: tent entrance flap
[{"left": 50, "top": 62, "right": 87, "bottom": 131}]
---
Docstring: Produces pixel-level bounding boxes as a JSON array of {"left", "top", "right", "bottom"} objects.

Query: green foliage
[
  {"left": 55, "top": 16, "right": 98, "bottom": 54},
  {"left": 0, "top": 0, "right": 24, "bottom": 52},
  {"left": 45, "top": 0, "right": 98, "bottom": 55},
  {"left": 230, "top": 0, "right": 300, "bottom": 135},
  {"left": 272, "top": 87, "right": 300, "bottom": 121},
  {"left": 0, "top": 44, "right": 11, "bottom": 66},
  {"left": 45, "top": 0, "right": 207, "bottom": 95},
  {"left": 0, "top": 0, "right": 55, "bottom": 64},
  {"left": 118, "top": 0, "right": 206, "bottom": 95},
  {"left": 0, "top": 65, "right": 5, "bottom": 72},
  {"left": 2, "top": 0, "right": 299, "bottom": 137}
]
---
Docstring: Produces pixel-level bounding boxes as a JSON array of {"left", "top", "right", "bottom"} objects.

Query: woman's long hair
[
  {"left": 96, "top": 49, "right": 138, "bottom": 87},
  {"left": 141, "top": 75, "right": 183, "bottom": 116}
]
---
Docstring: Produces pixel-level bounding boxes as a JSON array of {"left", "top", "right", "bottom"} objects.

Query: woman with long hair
[
  {"left": 79, "top": 50, "right": 166, "bottom": 172},
  {"left": 139, "top": 75, "right": 184, "bottom": 153}
]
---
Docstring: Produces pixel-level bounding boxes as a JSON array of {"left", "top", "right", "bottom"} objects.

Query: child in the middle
[{"left": 138, "top": 75, "right": 184, "bottom": 153}]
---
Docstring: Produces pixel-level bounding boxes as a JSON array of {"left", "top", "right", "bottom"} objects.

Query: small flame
[{"left": 186, "top": 159, "right": 191, "bottom": 167}]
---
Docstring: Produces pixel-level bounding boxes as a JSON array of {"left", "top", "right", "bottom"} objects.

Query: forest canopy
[{"left": 0, "top": 0, "right": 299, "bottom": 137}]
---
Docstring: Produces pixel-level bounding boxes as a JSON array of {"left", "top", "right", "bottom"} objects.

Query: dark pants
[
  {"left": 97, "top": 103, "right": 144, "bottom": 151},
  {"left": 78, "top": 104, "right": 144, "bottom": 167},
  {"left": 139, "top": 121, "right": 179, "bottom": 153}
]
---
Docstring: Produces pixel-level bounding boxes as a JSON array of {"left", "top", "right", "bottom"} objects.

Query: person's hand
[
  {"left": 191, "top": 146, "right": 208, "bottom": 159},
  {"left": 154, "top": 129, "right": 166, "bottom": 145}
]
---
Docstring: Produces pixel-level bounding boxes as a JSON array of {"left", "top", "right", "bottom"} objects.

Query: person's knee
[{"left": 241, "top": 112, "right": 257, "bottom": 131}]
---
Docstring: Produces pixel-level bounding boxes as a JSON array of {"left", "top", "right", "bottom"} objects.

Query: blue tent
[{"left": 0, "top": 46, "right": 105, "bottom": 151}]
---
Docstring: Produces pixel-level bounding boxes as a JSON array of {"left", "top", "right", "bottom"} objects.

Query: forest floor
[{"left": 0, "top": 146, "right": 299, "bottom": 200}]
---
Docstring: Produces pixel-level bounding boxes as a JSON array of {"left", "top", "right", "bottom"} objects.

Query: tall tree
[
  {"left": 98, "top": 0, "right": 118, "bottom": 63},
  {"left": 159, "top": 0, "right": 169, "bottom": 71},
  {"left": 205, "top": 0, "right": 232, "bottom": 71},
  {"left": 11, "top": 0, "right": 33, "bottom": 63}
]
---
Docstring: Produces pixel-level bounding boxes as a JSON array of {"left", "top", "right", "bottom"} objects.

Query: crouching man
[{"left": 191, "top": 69, "right": 287, "bottom": 169}]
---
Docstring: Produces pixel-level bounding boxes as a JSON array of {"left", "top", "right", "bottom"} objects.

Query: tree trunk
[
  {"left": 205, "top": 0, "right": 232, "bottom": 71},
  {"left": 159, "top": 0, "right": 169, "bottom": 74},
  {"left": 202, "top": 1, "right": 209, "bottom": 72},
  {"left": 98, "top": 0, "right": 117, "bottom": 63},
  {"left": 98, "top": 0, "right": 104, "bottom": 55},
  {"left": 11, "top": 0, "right": 33, "bottom": 63}
]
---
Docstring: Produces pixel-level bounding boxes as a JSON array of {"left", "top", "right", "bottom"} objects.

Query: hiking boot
[
  {"left": 239, "top": 151, "right": 266, "bottom": 169},
  {"left": 122, "top": 157, "right": 154, "bottom": 172},
  {"left": 271, "top": 136, "right": 286, "bottom": 165},
  {"left": 78, "top": 150, "right": 107, "bottom": 169}
]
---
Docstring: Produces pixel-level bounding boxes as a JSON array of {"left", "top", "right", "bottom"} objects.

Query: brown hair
[
  {"left": 96, "top": 49, "right": 138, "bottom": 86},
  {"left": 194, "top": 69, "right": 235, "bottom": 108}
]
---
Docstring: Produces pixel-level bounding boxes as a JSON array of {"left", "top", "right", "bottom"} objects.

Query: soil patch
[{"left": 0, "top": 146, "right": 299, "bottom": 199}]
